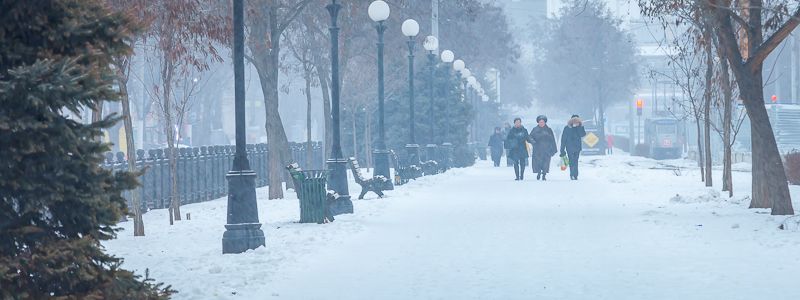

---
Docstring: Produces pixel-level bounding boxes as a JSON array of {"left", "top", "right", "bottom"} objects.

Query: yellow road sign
[{"left": 583, "top": 132, "right": 599, "bottom": 148}]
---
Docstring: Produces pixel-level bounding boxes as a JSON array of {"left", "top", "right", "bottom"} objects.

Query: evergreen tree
[
  {"left": 386, "top": 64, "right": 475, "bottom": 167},
  {"left": 0, "top": 0, "right": 173, "bottom": 298}
]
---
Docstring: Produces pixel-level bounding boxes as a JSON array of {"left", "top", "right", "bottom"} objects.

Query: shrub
[{"left": 785, "top": 151, "right": 800, "bottom": 185}]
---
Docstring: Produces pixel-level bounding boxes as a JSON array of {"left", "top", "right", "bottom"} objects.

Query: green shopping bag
[{"left": 559, "top": 155, "right": 569, "bottom": 171}]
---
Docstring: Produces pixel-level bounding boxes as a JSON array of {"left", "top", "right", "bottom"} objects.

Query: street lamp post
[
  {"left": 439, "top": 50, "right": 454, "bottom": 145},
  {"left": 222, "top": 0, "right": 265, "bottom": 254},
  {"left": 468, "top": 75, "right": 477, "bottom": 145},
  {"left": 368, "top": 0, "right": 392, "bottom": 189},
  {"left": 326, "top": 0, "right": 353, "bottom": 214},
  {"left": 402, "top": 19, "right": 420, "bottom": 165},
  {"left": 424, "top": 36, "right": 438, "bottom": 146}
]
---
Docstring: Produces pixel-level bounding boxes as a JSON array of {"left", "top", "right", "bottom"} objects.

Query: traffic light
[
  {"left": 636, "top": 99, "right": 643, "bottom": 116},
  {"left": 771, "top": 95, "right": 778, "bottom": 103}
]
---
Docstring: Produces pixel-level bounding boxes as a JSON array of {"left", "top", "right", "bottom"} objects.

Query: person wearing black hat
[
  {"left": 488, "top": 127, "right": 505, "bottom": 167},
  {"left": 528, "top": 115, "right": 558, "bottom": 180},
  {"left": 505, "top": 118, "right": 529, "bottom": 180},
  {"left": 560, "top": 114, "right": 586, "bottom": 180}
]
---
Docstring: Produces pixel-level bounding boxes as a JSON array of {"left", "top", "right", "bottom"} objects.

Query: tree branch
[
  {"left": 747, "top": 6, "right": 800, "bottom": 68},
  {"left": 277, "top": 0, "right": 313, "bottom": 35}
]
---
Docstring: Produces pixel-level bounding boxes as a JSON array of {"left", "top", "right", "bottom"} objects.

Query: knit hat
[{"left": 536, "top": 115, "right": 548, "bottom": 123}]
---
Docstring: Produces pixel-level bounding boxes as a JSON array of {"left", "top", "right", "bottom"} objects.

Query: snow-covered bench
[{"left": 348, "top": 157, "right": 389, "bottom": 199}]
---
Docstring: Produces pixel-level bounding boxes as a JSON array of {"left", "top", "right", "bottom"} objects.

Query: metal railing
[{"left": 103, "top": 142, "right": 324, "bottom": 210}]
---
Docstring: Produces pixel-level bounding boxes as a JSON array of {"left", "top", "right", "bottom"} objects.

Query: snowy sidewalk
[{"left": 106, "top": 155, "right": 800, "bottom": 300}]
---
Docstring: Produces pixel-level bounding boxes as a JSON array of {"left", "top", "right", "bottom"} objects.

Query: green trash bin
[{"left": 289, "top": 169, "right": 333, "bottom": 224}]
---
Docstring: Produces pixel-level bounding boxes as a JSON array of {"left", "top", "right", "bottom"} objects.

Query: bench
[
  {"left": 286, "top": 163, "right": 335, "bottom": 223},
  {"left": 391, "top": 150, "right": 423, "bottom": 183},
  {"left": 347, "top": 157, "right": 389, "bottom": 199},
  {"left": 421, "top": 160, "right": 439, "bottom": 176},
  {"left": 389, "top": 150, "right": 410, "bottom": 185}
]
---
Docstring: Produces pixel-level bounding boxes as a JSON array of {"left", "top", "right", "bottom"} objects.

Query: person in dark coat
[
  {"left": 506, "top": 118, "right": 529, "bottom": 180},
  {"left": 528, "top": 115, "right": 558, "bottom": 180},
  {"left": 503, "top": 122, "right": 513, "bottom": 167},
  {"left": 560, "top": 115, "right": 586, "bottom": 180},
  {"left": 488, "top": 127, "right": 505, "bottom": 167}
]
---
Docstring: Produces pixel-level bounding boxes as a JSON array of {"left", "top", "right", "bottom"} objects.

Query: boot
[
  {"left": 536, "top": 172, "right": 541, "bottom": 180},
  {"left": 542, "top": 173, "right": 547, "bottom": 181},
  {"left": 514, "top": 164, "right": 520, "bottom": 180}
]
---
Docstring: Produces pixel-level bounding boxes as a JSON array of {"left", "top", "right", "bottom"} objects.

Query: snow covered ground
[{"left": 105, "top": 154, "right": 800, "bottom": 299}]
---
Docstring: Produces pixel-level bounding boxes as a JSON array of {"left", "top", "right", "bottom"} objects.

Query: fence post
[
  {"left": 215, "top": 145, "right": 224, "bottom": 198},
  {"left": 199, "top": 146, "right": 208, "bottom": 202},
  {"left": 259, "top": 143, "right": 268, "bottom": 187},
  {"left": 116, "top": 152, "right": 128, "bottom": 207},
  {"left": 177, "top": 148, "right": 186, "bottom": 205},
  {"left": 148, "top": 149, "right": 159, "bottom": 209},
  {"left": 191, "top": 147, "right": 200, "bottom": 203},
  {"left": 136, "top": 149, "right": 147, "bottom": 211},
  {"left": 214, "top": 145, "right": 222, "bottom": 198}
]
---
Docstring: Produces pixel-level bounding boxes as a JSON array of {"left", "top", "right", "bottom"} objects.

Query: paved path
[{"left": 265, "top": 156, "right": 800, "bottom": 300}]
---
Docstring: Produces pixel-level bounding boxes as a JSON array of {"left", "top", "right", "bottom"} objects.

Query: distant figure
[
  {"left": 560, "top": 115, "right": 586, "bottom": 180},
  {"left": 528, "top": 115, "right": 557, "bottom": 181},
  {"left": 503, "top": 122, "right": 513, "bottom": 167},
  {"left": 506, "top": 118, "right": 529, "bottom": 181},
  {"left": 606, "top": 134, "right": 614, "bottom": 155},
  {"left": 488, "top": 127, "right": 505, "bottom": 167}
]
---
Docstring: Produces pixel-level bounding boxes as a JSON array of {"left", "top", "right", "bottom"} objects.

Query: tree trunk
[
  {"left": 91, "top": 101, "right": 104, "bottom": 124},
  {"left": 703, "top": 41, "right": 714, "bottom": 187},
  {"left": 741, "top": 76, "right": 792, "bottom": 214},
  {"left": 305, "top": 69, "right": 313, "bottom": 169},
  {"left": 707, "top": 0, "right": 797, "bottom": 214},
  {"left": 118, "top": 69, "right": 145, "bottom": 236},
  {"left": 249, "top": 8, "right": 294, "bottom": 199},
  {"left": 161, "top": 57, "right": 181, "bottom": 223},
  {"left": 315, "top": 56, "right": 332, "bottom": 164},
  {"left": 695, "top": 116, "right": 705, "bottom": 183},
  {"left": 720, "top": 58, "right": 734, "bottom": 197},
  {"left": 257, "top": 63, "right": 292, "bottom": 199}
]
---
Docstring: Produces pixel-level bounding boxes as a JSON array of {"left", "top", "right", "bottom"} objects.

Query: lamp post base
[
  {"left": 425, "top": 144, "right": 438, "bottom": 162},
  {"left": 222, "top": 170, "right": 265, "bottom": 254},
  {"left": 405, "top": 144, "right": 420, "bottom": 166},
  {"left": 222, "top": 223, "right": 265, "bottom": 254},
  {"left": 326, "top": 158, "right": 353, "bottom": 215},
  {"left": 372, "top": 149, "right": 394, "bottom": 190}
]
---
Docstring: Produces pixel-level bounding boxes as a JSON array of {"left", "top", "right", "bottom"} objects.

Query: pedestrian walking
[
  {"left": 606, "top": 134, "right": 614, "bottom": 155},
  {"left": 505, "top": 118, "right": 529, "bottom": 180},
  {"left": 488, "top": 127, "right": 505, "bottom": 167},
  {"left": 503, "top": 122, "right": 513, "bottom": 167},
  {"left": 528, "top": 115, "right": 557, "bottom": 181},
  {"left": 560, "top": 115, "right": 586, "bottom": 180}
]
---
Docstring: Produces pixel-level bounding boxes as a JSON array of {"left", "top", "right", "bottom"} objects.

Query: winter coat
[
  {"left": 505, "top": 126, "right": 529, "bottom": 161},
  {"left": 560, "top": 117, "right": 586, "bottom": 154},
  {"left": 528, "top": 125, "right": 557, "bottom": 159},
  {"left": 488, "top": 133, "right": 505, "bottom": 155}
]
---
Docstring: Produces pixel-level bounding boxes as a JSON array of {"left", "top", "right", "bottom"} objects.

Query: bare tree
[
  {"left": 145, "top": 0, "right": 229, "bottom": 223},
  {"left": 705, "top": 0, "right": 799, "bottom": 215},
  {"left": 285, "top": 15, "right": 321, "bottom": 169},
  {"left": 245, "top": 0, "right": 313, "bottom": 199},
  {"left": 106, "top": 0, "right": 151, "bottom": 236}
]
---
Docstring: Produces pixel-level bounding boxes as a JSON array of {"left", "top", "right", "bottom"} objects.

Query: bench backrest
[
  {"left": 389, "top": 150, "right": 403, "bottom": 169},
  {"left": 347, "top": 157, "right": 366, "bottom": 184}
]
